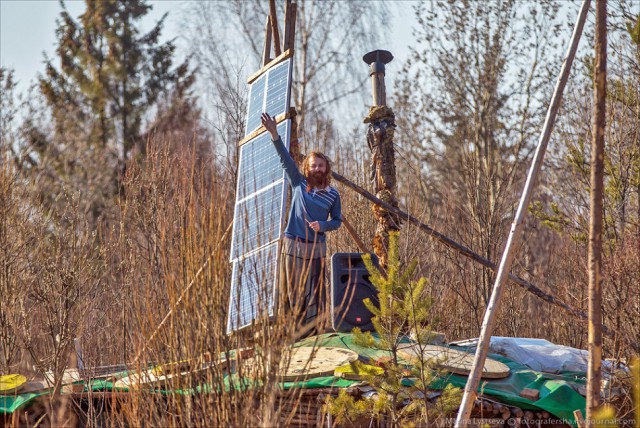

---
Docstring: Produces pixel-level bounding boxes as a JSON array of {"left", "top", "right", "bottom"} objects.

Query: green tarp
[
  {"left": 1, "top": 333, "right": 586, "bottom": 425},
  {"left": 294, "top": 333, "right": 586, "bottom": 426}
]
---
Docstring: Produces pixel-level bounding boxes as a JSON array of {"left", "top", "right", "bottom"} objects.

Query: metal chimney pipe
[{"left": 363, "top": 50, "right": 393, "bottom": 106}]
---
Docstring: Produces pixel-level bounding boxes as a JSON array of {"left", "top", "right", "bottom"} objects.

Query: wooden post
[
  {"left": 288, "top": 3, "right": 297, "bottom": 52},
  {"left": 269, "top": 0, "right": 281, "bottom": 57},
  {"left": 587, "top": 0, "right": 606, "bottom": 421},
  {"left": 362, "top": 50, "right": 397, "bottom": 267},
  {"left": 262, "top": 16, "right": 272, "bottom": 67},
  {"left": 453, "top": 1, "right": 591, "bottom": 427},
  {"left": 283, "top": 0, "right": 292, "bottom": 52}
]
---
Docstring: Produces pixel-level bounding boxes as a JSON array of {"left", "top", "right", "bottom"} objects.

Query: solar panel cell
[
  {"left": 245, "top": 74, "right": 266, "bottom": 136},
  {"left": 264, "top": 60, "right": 290, "bottom": 117},
  {"left": 231, "top": 184, "right": 284, "bottom": 260}
]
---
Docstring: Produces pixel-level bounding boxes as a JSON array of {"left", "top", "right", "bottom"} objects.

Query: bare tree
[
  {"left": 186, "top": 0, "right": 389, "bottom": 152},
  {"left": 393, "top": 0, "right": 566, "bottom": 328}
]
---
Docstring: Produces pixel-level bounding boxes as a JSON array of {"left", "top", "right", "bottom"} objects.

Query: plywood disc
[
  {"left": 398, "top": 344, "right": 510, "bottom": 379},
  {"left": 278, "top": 347, "right": 359, "bottom": 382}
]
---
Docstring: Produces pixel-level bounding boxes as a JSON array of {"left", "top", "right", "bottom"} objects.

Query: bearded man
[{"left": 261, "top": 113, "right": 343, "bottom": 336}]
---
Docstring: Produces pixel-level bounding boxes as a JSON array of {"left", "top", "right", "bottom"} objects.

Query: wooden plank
[
  {"left": 573, "top": 409, "right": 586, "bottom": 428},
  {"left": 278, "top": 347, "right": 359, "bottom": 382},
  {"left": 397, "top": 344, "right": 510, "bottom": 379},
  {"left": 269, "top": 0, "right": 281, "bottom": 56},
  {"left": 238, "top": 111, "right": 293, "bottom": 147},
  {"left": 247, "top": 49, "right": 293, "bottom": 84},
  {"left": 262, "top": 16, "right": 272, "bottom": 68}
]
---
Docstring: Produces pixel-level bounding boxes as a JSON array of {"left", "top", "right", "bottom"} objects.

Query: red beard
[{"left": 306, "top": 171, "right": 328, "bottom": 189}]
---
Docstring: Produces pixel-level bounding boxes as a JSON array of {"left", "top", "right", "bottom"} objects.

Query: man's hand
[
  {"left": 261, "top": 113, "right": 279, "bottom": 140},
  {"left": 308, "top": 221, "right": 321, "bottom": 232}
]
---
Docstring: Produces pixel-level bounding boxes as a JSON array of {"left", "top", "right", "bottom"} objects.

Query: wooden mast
[{"left": 363, "top": 50, "right": 398, "bottom": 268}]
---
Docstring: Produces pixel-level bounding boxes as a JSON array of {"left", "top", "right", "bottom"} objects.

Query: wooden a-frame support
[{"left": 262, "top": 0, "right": 297, "bottom": 67}]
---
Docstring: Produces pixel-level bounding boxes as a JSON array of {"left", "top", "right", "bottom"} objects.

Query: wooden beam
[
  {"left": 237, "top": 112, "right": 294, "bottom": 147},
  {"left": 288, "top": 3, "right": 297, "bottom": 53},
  {"left": 262, "top": 16, "right": 272, "bottom": 68},
  {"left": 283, "top": 0, "right": 293, "bottom": 52},
  {"left": 247, "top": 49, "right": 293, "bottom": 84},
  {"left": 269, "top": 0, "right": 281, "bottom": 57}
]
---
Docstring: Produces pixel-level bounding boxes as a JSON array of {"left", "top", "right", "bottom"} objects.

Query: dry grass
[{"left": 1, "top": 127, "right": 638, "bottom": 426}]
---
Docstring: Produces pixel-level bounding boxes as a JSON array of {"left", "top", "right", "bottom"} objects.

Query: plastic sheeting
[{"left": 450, "top": 337, "right": 590, "bottom": 375}]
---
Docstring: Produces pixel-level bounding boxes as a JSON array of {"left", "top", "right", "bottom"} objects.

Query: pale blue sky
[
  {"left": 1, "top": 1, "right": 417, "bottom": 96},
  {"left": 0, "top": 0, "right": 185, "bottom": 92}
]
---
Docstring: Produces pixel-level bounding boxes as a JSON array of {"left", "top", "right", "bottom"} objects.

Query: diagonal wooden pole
[
  {"left": 331, "top": 171, "right": 622, "bottom": 338},
  {"left": 454, "top": 1, "right": 592, "bottom": 425}
]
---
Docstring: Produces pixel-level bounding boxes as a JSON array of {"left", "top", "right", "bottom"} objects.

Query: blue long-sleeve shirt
[{"left": 272, "top": 136, "right": 342, "bottom": 243}]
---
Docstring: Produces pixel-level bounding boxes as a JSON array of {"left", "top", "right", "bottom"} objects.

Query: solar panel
[
  {"left": 227, "top": 242, "right": 279, "bottom": 332},
  {"left": 235, "top": 126, "right": 289, "bottom": 200},
  {"left": 230, "top": 120, "right": 289, "bottom": 261},
  {"left": 227, "top": 120, "right": 291, "bottom": 333},
  {"left": 244, "top": 58, "right": 292, "bottom": 136},
  {"left": 231, "top": 184, "right": 284, "bottom": 260},
  {"left": 228, "top": 54, "right": 294, "bottom": 333}
]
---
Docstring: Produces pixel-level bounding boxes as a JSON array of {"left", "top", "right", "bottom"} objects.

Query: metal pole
[{"left": 454, "top": 1, "right": 591, "bottom": 425}]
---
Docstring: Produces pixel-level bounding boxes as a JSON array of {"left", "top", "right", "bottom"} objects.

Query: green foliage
[
  {"left": 326, "top": 232, "right": 461, "bottom": 426},
  {"left": 627, "top": 16, "right": 640, "bottom": 46},
  {"left": 34, "top": 0, "right": 195, "bottom": 204}
]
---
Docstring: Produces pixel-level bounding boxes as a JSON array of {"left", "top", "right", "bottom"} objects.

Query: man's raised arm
[{"left": 261, "top": 113, "right": 302, "bottom": 186}]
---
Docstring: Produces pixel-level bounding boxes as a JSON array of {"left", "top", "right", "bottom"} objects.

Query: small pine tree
[{"left": 325, "top": 232, "right": 461, "bottom": 427}]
